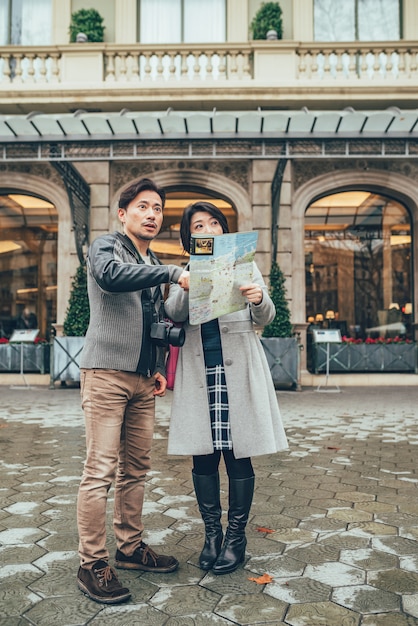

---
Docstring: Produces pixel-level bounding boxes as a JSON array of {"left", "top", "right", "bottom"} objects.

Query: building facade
[{"left": 1, "top": 0, "right": 418, "bottom": 375}]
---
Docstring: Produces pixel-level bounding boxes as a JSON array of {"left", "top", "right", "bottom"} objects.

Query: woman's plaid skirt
[{"left": 206, "top": 364, "right": 232, "bottom": 450}]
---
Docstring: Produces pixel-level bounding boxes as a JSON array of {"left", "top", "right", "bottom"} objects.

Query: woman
[{"left": 165, "top": 201, "right": 288, "bottom": 575}]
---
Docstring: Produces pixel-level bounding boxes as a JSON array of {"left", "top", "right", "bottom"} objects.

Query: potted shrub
[
  {"left": 69, "top": 8, "right": 105, "bottom": 43},
  {"left": 51, "top": 264, "right": 89, "bottom": 386},
  {"left": 250, "top": 2, "right": 283, "bottom": 40},
  {"left": 260, "top": 261, "right": 299, "bottom": 389},
  {"left": 63, "top": 263, "right": 90, "bottom": 337}
]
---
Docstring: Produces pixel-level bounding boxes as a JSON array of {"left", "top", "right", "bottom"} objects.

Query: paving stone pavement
[{"left": 1, "top": 383, "right": 418, "bottom": 625}]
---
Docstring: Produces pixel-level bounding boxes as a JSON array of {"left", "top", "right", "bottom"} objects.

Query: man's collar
[{"left": 117, "top": 232, "right": 160, "bottom": 264}]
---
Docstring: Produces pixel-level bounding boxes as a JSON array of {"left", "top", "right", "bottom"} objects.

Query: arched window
[
  {"left": 0, "top": 192, "right": 57, "bottom": 339},
  {"left": 305, "top": 190, "right": 412, "bottom": 346}
]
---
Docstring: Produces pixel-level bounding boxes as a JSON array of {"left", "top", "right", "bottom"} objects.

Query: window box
[
  {"left": 0, "top": 343, "right": 49, "bottom": 374},
  {"left": 312, "top": 342, "right": 417, "bottom": 374}
]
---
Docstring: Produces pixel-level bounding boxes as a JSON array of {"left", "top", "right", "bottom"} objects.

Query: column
[
  {"left": 227, "top": 0, "right": 249, "bottom": 41},
  {"left": 115, "top": 0, "right": 137, "bottom": 43},
  {"left": 252, "top": 160, "right": 277, "bottom": 279},
  {"left": 403, "top": 0, "right": 418, "bottom": 40},
  {"left": 292, "top": 0, "right": 314, "bottom": 41},
  {"left": 73, "top": 162, "right": 111, "bottom": 241},
  {"left": 52, "top": 0, "right": 71, "bottom": 44}
]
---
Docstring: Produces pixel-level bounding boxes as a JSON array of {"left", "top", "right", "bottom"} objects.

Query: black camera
[{"left": 150, "top": 320, "right": 185, "bottom": 348}]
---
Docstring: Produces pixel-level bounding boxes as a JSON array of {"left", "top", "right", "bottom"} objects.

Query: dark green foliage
[
  {"left": 250, "top": 2, "right": 283, "bottom": 39},
  {"left": 262, "top": 261, "right": 293, "bottom": 337},
  {"left": 63, "top": 264, "right": 90, "bottom": 336},
  {"left": 69, "top": 8, "right": 105, "bottom": 43}
]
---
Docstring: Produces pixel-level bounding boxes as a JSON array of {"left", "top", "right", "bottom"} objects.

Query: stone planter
[
  {"left": 260, "top": 336, "right": 300, "bottom": 389},
  {"left": 312, "top": 342, "right": 417, "bottom": 374},
  {"left": 0, "top": 343, "right": 49, "bottom": 373},
  {"left": 50, "top": 336, "right": 84, "bottom": 386}
]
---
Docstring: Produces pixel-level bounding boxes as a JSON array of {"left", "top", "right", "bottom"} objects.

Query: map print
[{"left": 189, "top": 231, "right": 258, "bottom": 325}]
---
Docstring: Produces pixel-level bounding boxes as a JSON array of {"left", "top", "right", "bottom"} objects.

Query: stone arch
[
  {"left": 290, "top": 167, "right": 418, "bottom": 331},
  {"left": 109, "top": 168, "right": 253, "bottom": 232},
  {"left": 0, "top": 171, "right": 75, "bottom": 326}
]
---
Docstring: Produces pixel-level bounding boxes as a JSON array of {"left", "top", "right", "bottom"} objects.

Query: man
[
  {"left": 16, "top": 307, "right": 38, "bottom": 330},
  {"left": 76, "top": 177, "right": 188, "bottom": 604}
]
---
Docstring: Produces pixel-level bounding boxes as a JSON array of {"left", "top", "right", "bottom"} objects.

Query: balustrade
[
  {"left": 297, "top": 42, "right": 418, "bottom": 81},
  {"left": 0, "top": 41, "right": 416, "bottom": 88}
]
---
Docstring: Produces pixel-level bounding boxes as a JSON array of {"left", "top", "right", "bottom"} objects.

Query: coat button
[
  {"left": 224, "top": 358, "right": 232, "bottom": 366},
  {"left": 221, "top": 326, "right": 228, "bottom": 333}
]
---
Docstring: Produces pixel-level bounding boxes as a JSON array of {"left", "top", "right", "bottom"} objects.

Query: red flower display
[{"left": 341, "top": 335, "right": 413, "bottom": 345}]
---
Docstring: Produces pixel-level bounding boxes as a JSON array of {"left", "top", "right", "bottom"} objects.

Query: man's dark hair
[
  {"left": 118, "top": 178, "right": 166, "bottom": 209},
  {"left": 180, "top": 201, "right": 229, "bottom": 253}
]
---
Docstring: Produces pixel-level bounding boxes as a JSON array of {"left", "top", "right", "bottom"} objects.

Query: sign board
[
  {"left": 9, "top": 329, "right": 39, "bottom": 343},
  {"left": 312, "top": 329, "right": 342, "bottom": 344}
]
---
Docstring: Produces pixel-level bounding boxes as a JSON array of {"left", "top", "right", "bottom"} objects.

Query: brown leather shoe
[
  {"left": 115, "top": 541, "right": 179, "bottom": 573},
  {"left": 77, "top": 559, "right": 131, "bottom": 604}
]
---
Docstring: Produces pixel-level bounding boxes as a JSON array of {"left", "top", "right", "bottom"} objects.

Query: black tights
[{"left": 193, "top": 450, "right": 254, "bottom": 480}]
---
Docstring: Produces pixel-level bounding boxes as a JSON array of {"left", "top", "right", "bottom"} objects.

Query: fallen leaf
[
  {"left": 248, "top": 573, "right": 274, "bottom": 584},
  {"left": 256, "top": 526, "right": 275, "bottom": 534}
]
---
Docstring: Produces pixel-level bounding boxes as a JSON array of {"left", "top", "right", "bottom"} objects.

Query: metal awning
[
  {"left": 1, "top": 108, "right": 417, "bottom": 161},
  {"left": 1, "top": 108, "right": 417, "bottom": 141}
]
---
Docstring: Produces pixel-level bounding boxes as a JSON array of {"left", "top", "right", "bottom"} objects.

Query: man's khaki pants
[{"left": 77, "top": 369, "right": 155, "bottom": 568}]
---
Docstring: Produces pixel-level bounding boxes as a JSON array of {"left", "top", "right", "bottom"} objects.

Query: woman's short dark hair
[
  {"left": 180, "top": 201, "right": 229, "bottom": 253},
  {"left": 119, "top": 178, "right": 166, "bottom": 209}
]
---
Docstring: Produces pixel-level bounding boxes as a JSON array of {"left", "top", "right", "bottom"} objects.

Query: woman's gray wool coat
[{"left": 164, "top": 263, "right": 288, "bottom": 459}]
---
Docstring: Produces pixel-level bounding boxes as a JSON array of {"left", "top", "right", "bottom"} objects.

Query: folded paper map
[{"left": 189, "top": 231, "right": 258, "bottom": 325}]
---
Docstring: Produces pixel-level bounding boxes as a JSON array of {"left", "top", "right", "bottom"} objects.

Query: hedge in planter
[
  {"left": 52, "top": 264, "right": 89, "bottom": 385},
  {"left": 69, "top": 8, "right": 105, "bottom": 43},
  {"left": 262, "top": 261, "right": 292, "bottom": 339},
  {"left": 63, "top": 263, "right": 90, "bottom": 337},
  {"left": 261, "top": 261, "right": 299, "bottom": 388},
  {"left": 250, "top": 2, "right": 283, "bottom": 39}
]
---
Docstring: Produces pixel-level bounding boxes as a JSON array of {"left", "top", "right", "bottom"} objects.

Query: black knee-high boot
[
  {"left": 212, "top": 475, "right": 254, "bottom": 575},
  {"left": 192, "top": 472, "right": 224, "bottom": 571}
]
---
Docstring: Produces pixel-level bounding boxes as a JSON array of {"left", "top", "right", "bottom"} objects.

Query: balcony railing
[
  {"left": 1, "top": 41, "right": 417, "bottom": 114},
  {"left": 297, "top": 41, "right": 418, "bottom": 81},
  {"left": 0, "top": 41, "right": 417, "bottom": 87},
  {"left": 0, "top": 43, "right": 252, "bottom": 85}
]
